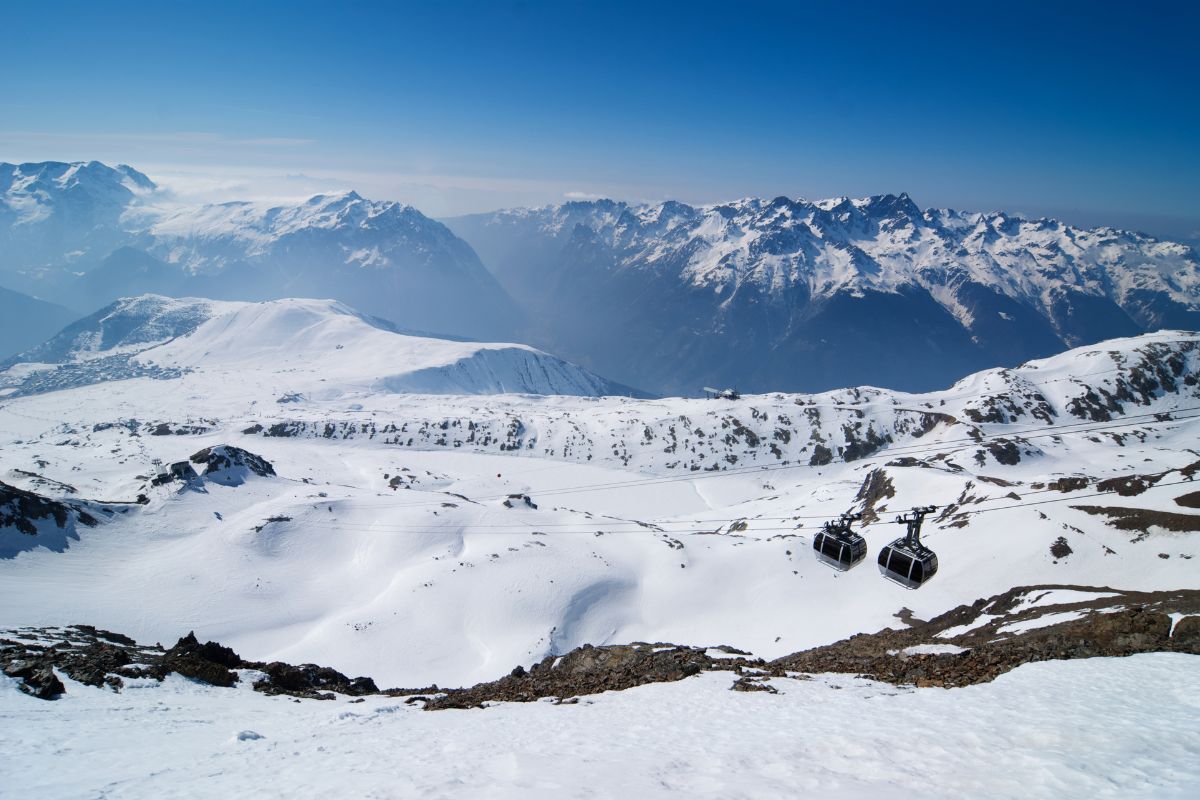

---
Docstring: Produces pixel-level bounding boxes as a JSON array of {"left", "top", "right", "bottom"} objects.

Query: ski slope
[{"left": 0, "top": 315, "right": 1197, "bottom": 687}]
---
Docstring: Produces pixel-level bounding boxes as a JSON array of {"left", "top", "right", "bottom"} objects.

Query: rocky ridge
[
  {"left": 5, "top": 585, "right": 1196, "bottom": 706},
  {"left": 0, "top": 627, "right": 377, "bottom": 701},
  {"left": 446, "top": 195, "right": 1200, "bottom": 393}
]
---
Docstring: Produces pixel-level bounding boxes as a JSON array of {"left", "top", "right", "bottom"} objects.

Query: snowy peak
[
  {"left": 0, "top": 161, "right": 155, "bottom": 226},
  {"left": 9, "top": 294, "right": 237, "bottom": 366},
  {"left": 446, "top": 194, "right": 1200, "bottom": 394},
  {"left": 456, "top": 192, "right": 1200, "bottom": 303},
  {"left": 0, "top": 161, "right": 522, "bottom": 342},
  {"left": 2, "top": 295, "right": 631, "bottom": 399},
  {"left": 138, "top": 297, "right": 628, "bottom": 397}
]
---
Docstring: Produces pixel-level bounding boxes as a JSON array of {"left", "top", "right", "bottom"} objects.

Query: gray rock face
[{"left": 768, "top": 585, "right": 1200, "bottom": 688}]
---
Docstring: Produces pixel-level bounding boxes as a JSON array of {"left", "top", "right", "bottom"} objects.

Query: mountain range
[
  {"left": 0, "top": 161, "right": 520, "bottom": 341},
  {"left": 445, "top": 195, "right": 1200, "bottom": 394},
  {"left": 3, "top": 160, "right": 1199, "bottom": 395}
]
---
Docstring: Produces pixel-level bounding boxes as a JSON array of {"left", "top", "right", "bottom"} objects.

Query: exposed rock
[
  {"left": 1071, "top": 505, "right": 1200, "bottom": 534},
  {"left": 2, "top": 657, "right": 64, "bottom": 699},
  {"left": 0, "top": 625, "right": 376, "bottom": 701},
  {"left": 854, "top": 468, "right": 895, "bottom": 523},
  {"left": 421, "top": 643, "right": 760, "bottom": 710},
  {"left": 1175, "top": 491, "right": 1200, "bottom": 509},
  {"left": 0, "top": 480, "right": 99, "bottom": 557},
  {"left": 4, "top": 585, "right": 1198, "bottom": 705},
  {"left": 1174, "top": 615, "right": 1200, "bottom": 646},
  {"left": 1050, "top": 537, "right": 1073, "bottom": 559},
  {"left": 190, "top": 445, "right": 276, "bottom": 486},
  {"left": 246, "top": 661, "right": 377, "bottom": 698},
  {"left": 162, "top": 632, "right": 241, "bottom": 687},
  {"left": 1048, "top": 476, "right": 1089, "bottom": 493},
  {"left": 769, "top": 585, "right": 1200, "bottom": 688}
]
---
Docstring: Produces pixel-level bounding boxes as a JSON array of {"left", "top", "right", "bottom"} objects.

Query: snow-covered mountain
[
  {"left": 1, "top": 294, "right": 632, "bottom": 400},
  {"left": 0, "top": 162, "right": 522, "bottom": 340},
  {"left": 0, "top": 161, "right": 154, "bottom": 277},
  {"left": 0, "top": 327, "right": 1195, "bottom": 688},
  {"left": 446, "top": 195, "right": 1200, "bottom": 394}
]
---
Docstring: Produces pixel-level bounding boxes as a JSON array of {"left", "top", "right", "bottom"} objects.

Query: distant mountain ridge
[
  {"left": 0, "top": 294, "right": 637, "bottom": 399},
  {"left": 0, "top": 285, "right": 80, "bottom": 361},
  {"left": 5, "top": 161, "right": 1198, "bottom": 395},
  {"left": 0, "top": 162, "right": 522, "bottom": 341},
  {"left": 445, "top": 195, "right": 1200, "bottom": 394}
]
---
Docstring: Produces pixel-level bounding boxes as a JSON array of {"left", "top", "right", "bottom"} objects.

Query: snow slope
[
  {"left": 446, "top": 195, "right": 1200, "bottom": 393},
  {"left": 1, "top": 294, "right": 630, "bottom": 399},
  {"left": 3, "top": 654, "right": 1197, "bottom": 799},
  {"left": 0, "top": 324, "right": 1196, "bottom": 687}
]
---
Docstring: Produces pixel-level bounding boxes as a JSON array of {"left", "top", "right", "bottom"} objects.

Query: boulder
[{"left": 162, "top": 632, "right": 241, "bottom": 687}]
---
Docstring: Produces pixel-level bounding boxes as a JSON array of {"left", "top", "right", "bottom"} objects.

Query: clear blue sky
[{"left": 2, "top": 0, "right": 1197, "bottom": 237}]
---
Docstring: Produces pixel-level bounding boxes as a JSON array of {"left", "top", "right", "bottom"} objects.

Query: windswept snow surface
[
  {"left": 2, "top": 655, "right": 1198, "bottom": 799},
  {"left": 1, "top": 295, "right": 628, "bottom": 399},
  {"left": 0, "top": 323, "right": 1197, "bottom": 687}
]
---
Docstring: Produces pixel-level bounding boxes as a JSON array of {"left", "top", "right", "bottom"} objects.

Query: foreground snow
[{"left": 2, "top": 654, "right": 1196, "bottom": 799}]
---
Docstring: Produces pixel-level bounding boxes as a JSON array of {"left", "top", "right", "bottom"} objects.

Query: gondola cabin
[
  {"left": 877, "top": 505, "right": 938, "bottom": 589},
  {"left": 812, "top": 513, "right": 867, "bottom": 571},
  {"left": 877, "top": 541, "right": 938, "bottom": 589}
]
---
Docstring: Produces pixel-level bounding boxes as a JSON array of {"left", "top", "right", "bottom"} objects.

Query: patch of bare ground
[
  {"left": 1071, "top": 505, "right": 1200, "bottom": 533},
  {"left": 769, "top": 585, "right": 1200, "bottom": 688}
]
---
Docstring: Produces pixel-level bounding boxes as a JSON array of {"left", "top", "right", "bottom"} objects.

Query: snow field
[
  {"left": 1, "top": 325, "right": 1197, "bottom": 687},
  {"left": 1, "top": 654, "right": 1197, "bottom": 799}
]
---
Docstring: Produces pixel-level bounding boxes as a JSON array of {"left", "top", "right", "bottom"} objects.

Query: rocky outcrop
[
  {"left": 162, "top": 632, "right": 241, "bottom": 687},
  {"left": 189, "top": 445, "right": 276, "bottom": 486},
  {"left": 420, "top": 643, "right": 757, "bottom": 710},
  {"left": 769, "top": 585, "right": 1200, "bottom": 688},
  {"left": 0, "top": 481, "right": 99, "bottom": 558},
  {"left": 4, "top": 585, "right": 1197, "bottom": 705},
  {"left": 0, "top": 626, "right": 375, "bottom": 701},
  {"left": 248, "top": 662, "right": 378, "bottom": 699},
  {"left": 2, "top": 655, "right": 65, "bottom": 699}
]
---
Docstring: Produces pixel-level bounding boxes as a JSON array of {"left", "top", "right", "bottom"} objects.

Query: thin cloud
[{"left": 0, "top": 130, "right": 314, "bottom": 147}]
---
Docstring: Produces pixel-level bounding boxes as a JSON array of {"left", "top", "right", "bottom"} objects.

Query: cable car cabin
[
  {"left": 877, "top": 505, "right": 938, "bottom": 589},
  {"left": 812, "top": 517, "right": 867, "bottom": 571},
  {"left": 877, "top": 541, "right": 938, "bottom": 589}
]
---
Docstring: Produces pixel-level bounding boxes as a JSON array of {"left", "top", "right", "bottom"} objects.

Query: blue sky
[{"left": 2, "top": 0, "right": 1197, "bottom": 236}]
